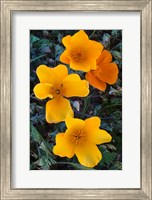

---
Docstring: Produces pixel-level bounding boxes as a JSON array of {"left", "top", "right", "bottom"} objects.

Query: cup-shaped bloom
[
  {"left": 86, "top": 50, "right": 119, "bottom": 91},
  {"left": 53, "top": 116, "right": 112, "bottom": 168},
  {"left": 60, "top": 30, "right": 103, "bottom": 72},
  {"left": 33, "top": 64, "right": 89, "bottom": 123}
]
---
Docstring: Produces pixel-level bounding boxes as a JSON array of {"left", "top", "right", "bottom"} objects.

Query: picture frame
[{"left": 0, "top": 0, "right": 151, "bottom": 199}]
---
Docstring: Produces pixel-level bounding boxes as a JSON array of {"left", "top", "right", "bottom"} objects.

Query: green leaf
[
  {"left": 106, "top": 144, "right": 117, "bottom": 151},
  {"left": 34, "top": 156, "right": 54, "bottom": 169},
  {"left": 30, "top": 34, "right": 40, "bottom": 44},
  {"left": 102, "top": 151, "right": 117, "bottom": 166},
  {"left": 30, "top": 125, "right": 43, "bottom": 144},
  {"left": 94, "top": 104, "right": 102, "bottom": 115},
  {"left": 89, "top": 30, "right": 96, "bottom": 38},
  {"left": 111, "top": 43, "right": 122, "bottom": 51},
  {"left": 57, "top": 33, "right": 63, "bottom": 43},
  {"left": 110, "top": 50, "right": 122, "bottom": 60},
  {"left": 39, "top": 142, "right": 51, "bottom": 155},
  {"left": 57, "top": 122, "right": 66, "bottom": 132},
  {"left": 30, "top": 54, "right": 47, "bottom": 63},
  {"left": 55, "top": 44, "right": 64, "bottom": 61},
  {"left": 100, "top": 122, "right": 112, "bottom": 132},
  {"left": 111, "top": 30, "right": 119, "bottom": 37},
  {"left": 30, "top": 125, "right": 53, "bottom": 155},
  {"left": 99, "top": 144, "right": 107, "bottom": 151},
  {"left": 111, "top": 161, "right": 122, "bottom": 170},
  {"left": 37, "top": 39, "right": 51, "bottom": 46},
  {"left": 81, "top": 96, "right": 90, "bottom": 118}
]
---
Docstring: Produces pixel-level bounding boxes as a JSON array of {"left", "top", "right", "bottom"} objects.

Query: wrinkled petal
[
  {"left": 36, "top": 64, "right": 68, "bottom": 85},
  {"left": 46, "top": 96, "right": 74, "bottom": 123},
  {"left": 60, "top": 50, "right": 70, "bottom": 64},
  {"left": 53, "top": 133, "right": 75, "bottom": 158},
  {"left": 85, "top": 117, "right": 112, "bottom": 144},
  {"left": 62, "top": 35, "right": 71, "bottom": 48},
  {"left": 33, "top": 83, "right": 53, "bottom": 99},
  {"left": 86, "top": 71, "right": 107, "bottom": 91},
  {"left": 96, "top": 63, "right": 119, "bottom": 84},
  {"left": 62, "top": 74, "right": 89, "bottom": 97},
  {"left": 75, "top": 143, "right": 102, "bottom": 168},
  {"left": 65, "top": 116, "right": 85, "bottom": 130},
  {"left": 97, "top": 50, "right": 112, "bottom": 65}
]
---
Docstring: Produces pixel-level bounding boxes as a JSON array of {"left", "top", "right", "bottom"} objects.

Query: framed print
[
  {"left": 30, "top": 29, "right": 122, "bottom": 171},
  {"left": 0, "top": 0, "right": 151, "bottom": 199}
]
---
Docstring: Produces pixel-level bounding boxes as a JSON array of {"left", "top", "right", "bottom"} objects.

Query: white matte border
[{"left": 12, "top": 12, "right": 140, "bottom": 188}]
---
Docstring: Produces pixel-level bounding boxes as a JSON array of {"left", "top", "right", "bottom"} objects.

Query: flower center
[
  {"left": 55, "top": 89, "right": 60, "bottom": 95},
  {"left": 71, "top": 130, "right": 86, "bottom": 145},
  {"left": 71, "top": 48, "right": 85, "bottom": 62},
  {"left": 51, "top": 84, "right": 63, "bottom": 98}
]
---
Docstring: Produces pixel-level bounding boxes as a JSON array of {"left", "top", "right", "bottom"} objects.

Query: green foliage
[{"left": 30, "top": 30, "right": 122, "bottom": 170}]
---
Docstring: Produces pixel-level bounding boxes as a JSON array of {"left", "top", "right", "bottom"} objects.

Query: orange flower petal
[
  {"left": 33, "top": 83, "right": 53, "bottom": 99},
  {"left": 71, "top": 30, "right": 89, "bottom": 46},
  {"left": 53, "top": 133, "right": 75, "bottom": 158},
  {"left": 88, "top": 40, "right": 103, "bottom": 60},
  {"left": 85, "top": 116, "right": 101, "bottom": 129},
  {"left": 97, "top": 50, "right": 112, "bottom": 65},
  {"left": 62, "top": 35, "right": 71, "bottom": 48},
  {"left": 75, "top": 143, "right": 102, "bottom": 168},
  {"left": 50, "top": 64, "right": 68, "bottom": 84},
  {"left": 96, "top": 63, "right": 119, "bottom": 84},
  {"left": 36, "top": 65, "right": 53, "bottom": 84},
  {"left": 36, "top": 64, "right": 68, "bottom": 85},
  {"left": 85, "top": 71, "right": 107, "bottom": 91},
  {"left": 70, "top": 60, "right": 91, "bottom": 72},
  {"left": 53, "top": 116, "right": 112, "bottom": 167},
  {"left": 62, "top": 74, "right": 89, "bottom": 97},
  {"left": 65, "top": 116, "right": 85, "bottom": 130},
  {"left": 90, "top": 61, "right": 98, "bottom": 70},
  {"left": 95, "top": 130, "right": 112, "bottom": 144},
  {"left": 60, "top": 50, "right": 70, "bottom": 64},
  {"left": 46, "top": 96, "right": 74, "bottom": 123},
  {"left": 85, "top": 117, "right": 112, "bottom": 145},
  {"left": 69, "top": 40, "right": 102, "bottom": 72},
  {"left": 61, "top": 30, "right": 103, "bottom": 72}
]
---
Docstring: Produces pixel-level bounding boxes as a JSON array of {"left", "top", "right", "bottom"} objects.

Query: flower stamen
[
  {"left": 71, "top": 130, "right": 86, "bottom": 145},
  {"left": 55, "top": 89, "right": 60, "bottom": 95},
  {"left": 71, "top": 48, "right": 85, "bottom": 62}
]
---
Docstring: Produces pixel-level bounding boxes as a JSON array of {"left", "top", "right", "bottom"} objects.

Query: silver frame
[{"left": 0, "top": 0, "right": 151, "bottom": 199}]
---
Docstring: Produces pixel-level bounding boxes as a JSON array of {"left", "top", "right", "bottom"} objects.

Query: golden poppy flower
[
  {"left": 60, "top": 30, "right": 103, "bottom": 72},
  {"left": 33, "top": 64, "right": 89, "bottom": 123},
  {"left": 86, "top": 50, "right": 119, "bottom": 91},
  {"left": 53, "top": 116, "right": 112, "bottom": 168}
]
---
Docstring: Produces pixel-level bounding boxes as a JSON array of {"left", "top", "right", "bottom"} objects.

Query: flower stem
[
  {"left": 30, "top": 54, "right": 47, "bottom": 63},
  {"left": 89, "top": 30, "right": 96, "bottom": 38}
]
